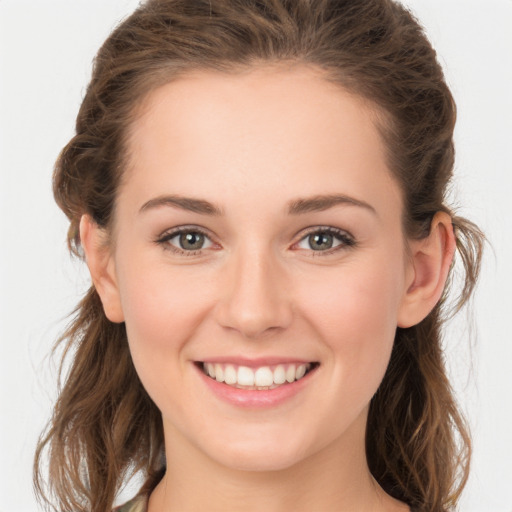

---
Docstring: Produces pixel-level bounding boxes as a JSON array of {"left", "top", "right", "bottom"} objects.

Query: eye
[
  {"left": 156, "top": 227, "right": 215, "bottom": 254},
  {"left": 295, "top": 227, "right": 355, "bottom": 253}
]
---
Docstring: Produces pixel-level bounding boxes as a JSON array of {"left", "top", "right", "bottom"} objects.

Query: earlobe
[
  {"left": 397, "top": 212, "right": 456, "bottom": 328},
  {"left": 79, "top": 215, "right": 125, "bottom": 323}
]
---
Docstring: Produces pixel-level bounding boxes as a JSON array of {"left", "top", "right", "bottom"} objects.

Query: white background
[{"left": 0, "top": 1, "right": 511, "bottom": 510}]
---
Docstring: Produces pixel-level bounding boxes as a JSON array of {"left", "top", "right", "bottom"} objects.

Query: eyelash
[
  {"left": 155, "top": 226, "right": 215, "bottom": 257},
  {"left": 155, "top": 225, "right": 356, "bottom": 257},
  {"left": 294, "top": 226, "right": 356, "bottom": 255}
]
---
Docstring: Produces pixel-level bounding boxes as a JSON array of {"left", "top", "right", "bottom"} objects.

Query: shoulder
[{"left": 113, "top": 494, "right": 148, "bottom": 512}]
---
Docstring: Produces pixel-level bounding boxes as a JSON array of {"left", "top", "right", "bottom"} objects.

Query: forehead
[
  {"left": 129, "top": 64, "right": 384, "bottom": 153},
  {"left": 122, "top": 65, "right": 401, "bottom": 221}
]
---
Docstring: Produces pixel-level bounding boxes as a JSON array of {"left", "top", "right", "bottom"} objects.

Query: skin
[{"left": 81, "top": 65, "right": 455, "bottom": 511}]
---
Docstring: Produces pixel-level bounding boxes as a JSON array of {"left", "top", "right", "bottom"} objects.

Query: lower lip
[{"left": 195, "top": 364, "right": 317, "bottom": 408}]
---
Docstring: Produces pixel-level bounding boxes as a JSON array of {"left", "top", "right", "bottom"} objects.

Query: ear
[
  {"left": 79, "top": 215, "right": 125, "bottom": 323},
  {"left": 397, "top": 212, "right": 456, "bottom": 328}
]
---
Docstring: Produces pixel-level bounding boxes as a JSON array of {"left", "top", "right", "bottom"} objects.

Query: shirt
[{"left": 113, "top": 494, "right": 148, "bottom": 512}]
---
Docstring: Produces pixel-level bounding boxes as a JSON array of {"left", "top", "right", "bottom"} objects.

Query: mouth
[{"left": 197, "top": 361, "right": 320, "bottom": 391}]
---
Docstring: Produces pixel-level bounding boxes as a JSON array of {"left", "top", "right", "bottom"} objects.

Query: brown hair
[{"left": 34, "top": 1, "right": 484, "bottom": 511}]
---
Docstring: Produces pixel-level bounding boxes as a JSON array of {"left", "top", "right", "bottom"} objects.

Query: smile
[{"left": 200, "top": 362, "right": 318, "bottom": 390}]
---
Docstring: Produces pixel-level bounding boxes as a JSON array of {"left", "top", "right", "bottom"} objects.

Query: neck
[{"left": 148, "top": 412, "right": 407, "bottom": 512}]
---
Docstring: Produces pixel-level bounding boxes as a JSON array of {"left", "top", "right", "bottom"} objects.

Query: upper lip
[{"left": 195, "top": 356, "right": 317, "bottom": 368}]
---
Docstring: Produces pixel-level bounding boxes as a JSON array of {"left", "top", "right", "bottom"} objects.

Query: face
[{"left": 104, "top": 66, "right": 414, "bottom": 472}]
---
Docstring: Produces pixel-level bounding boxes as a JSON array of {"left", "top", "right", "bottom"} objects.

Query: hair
[{"left": 34, "top": 1, "right": 484, "bottom": 511}]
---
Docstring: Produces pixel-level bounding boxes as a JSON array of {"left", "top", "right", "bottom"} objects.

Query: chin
[
  {"left": 219, "top": 452, "right": 306, "bottom": 473},
  {"left": 204, "top": 434, "right": 313, "bottom": 473}
]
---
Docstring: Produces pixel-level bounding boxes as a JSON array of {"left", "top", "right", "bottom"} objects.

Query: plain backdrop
[{"left": 0, "top": 1, "right": 511, "bottom": 510}]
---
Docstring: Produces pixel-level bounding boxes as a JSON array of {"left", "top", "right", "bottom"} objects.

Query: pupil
[
  {"left": 180, "top": 232, "right": 204, "bottom": 250},
  {"left": 309, "top": 233, "right": 333, "bottom": 250}
]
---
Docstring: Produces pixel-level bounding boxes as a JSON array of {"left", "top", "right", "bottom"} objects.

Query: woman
[{"left": 34, "top": 0, "right": 484, "bottom": 511}]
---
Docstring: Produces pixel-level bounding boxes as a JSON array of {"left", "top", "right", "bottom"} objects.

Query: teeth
[
  {"left": 237, "top": 366, "right": 255, "bottom": 386},
  {"left": 254, "top": 367, "right": 274, "bottom": 387},
  {"left": 296, "top": 364, "right": 307, "bottom": 380},
  {"left": 224, "top": 364, "right": 237, "bottom": 385},
  {"left": 214, "top": 364, "right": 224, "bottom": 382},
  {"left": 273, "top": 365, "right": 286, "bottom": 385},
  {"left": 285, "top": 365, "right": 296, "bottom": 383},
  {"left": 202, "top": 362, "right": 314, "bottom": 389}
]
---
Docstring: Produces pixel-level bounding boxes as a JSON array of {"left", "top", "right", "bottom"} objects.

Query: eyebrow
[
  {"left": 139, "top": 193, "right": 376, "bottom": 216},
  {"left": 139, "top": 195, "right": 224, "bottom": 216},
  {"left": 287, "top": 194, "right": 377, "bottom": 216}
]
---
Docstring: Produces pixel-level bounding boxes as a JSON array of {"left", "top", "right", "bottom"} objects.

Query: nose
[{"left": 214, "top": 245, "right": 293, "bottom": 339}]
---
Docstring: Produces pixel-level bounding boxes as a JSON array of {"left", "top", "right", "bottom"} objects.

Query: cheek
[
  {"left": 117, "top": 249, "right": 211, "bottom": 334},
  {"left": 298, "top": 257, "right": 405, "bottom": 385},
  {"left": 114, "top": 256, "right": 214, "bottom": 390}
]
